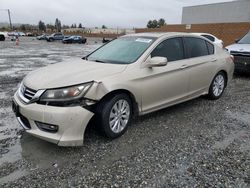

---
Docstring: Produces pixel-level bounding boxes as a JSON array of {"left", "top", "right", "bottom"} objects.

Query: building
[{"left": 182, "top": 0, "right": 250, "bottom": 24}]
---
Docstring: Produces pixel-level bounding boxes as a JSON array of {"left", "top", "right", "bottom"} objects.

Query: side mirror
[
  {"left": 235, "top": 39, "right": 240, "bottom": 43},
  {"left": 146, "top": 56, "right": 168, "bottom": 68}
]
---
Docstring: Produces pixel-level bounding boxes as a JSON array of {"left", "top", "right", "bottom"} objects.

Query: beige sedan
[{"left": 12, "top": 33, "right": 234, "bottom": 146}]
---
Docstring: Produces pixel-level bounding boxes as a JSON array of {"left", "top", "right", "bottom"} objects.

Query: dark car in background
[
  {"left": 226, "top": 31, "right": 250, "bottom": 73},
  {"left": 36, "top": 34, "right": 47, "bottom": 40},
  {"left": 62, "top": 35, "right": 87, "bottom": 44},
  {"left": 46, "top": 33, "right": 64, "bottom": 42}
]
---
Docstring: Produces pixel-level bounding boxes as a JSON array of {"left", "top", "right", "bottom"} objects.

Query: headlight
[{"left": 40, "top": 82, "right": 93, "bottom": 102}]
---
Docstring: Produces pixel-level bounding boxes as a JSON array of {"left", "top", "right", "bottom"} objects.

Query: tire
[
  {"left": 208, "top": 71, "right": 227, "bottom": 100},
  {"left": 49, "top": 38, "right": 54, "bottom": 42},
  {"left": 0, "top": 35, "right": 5, "bottom": 41},
  {"left": 97, "top": 94, "right": 132, "bottom": 138}
]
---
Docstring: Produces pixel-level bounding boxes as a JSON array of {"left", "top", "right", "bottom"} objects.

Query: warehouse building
[{"left": 182, "top": 0, "right": 250, "bottom": 24}]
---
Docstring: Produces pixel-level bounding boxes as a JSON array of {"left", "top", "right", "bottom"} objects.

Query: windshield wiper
[{"left": 93, "top": 59, "right": 106, "bottom": 63}]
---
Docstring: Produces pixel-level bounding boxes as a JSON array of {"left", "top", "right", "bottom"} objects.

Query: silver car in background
[{"left": 226, "top": 31, "right": 250, "bottom": 73}]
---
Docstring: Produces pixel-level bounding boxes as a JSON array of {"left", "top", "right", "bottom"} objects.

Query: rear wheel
[
  {"left": 0, "top": 35, "right": 5, "bottom": 41},
  {"left": 97, "top": 94, "right": 132, "bottom": 138},
  {"left": 208, "top": 72, "right": 226, "bottom": 100}
]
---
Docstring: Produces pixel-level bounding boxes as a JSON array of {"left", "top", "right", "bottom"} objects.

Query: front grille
[
  {"left": 23, "top": 87, "right": 36, "bottom": 100},
  {"left": 232, "top": 55, "right": 250, "bottom": 72},
  {"left": 19, "top": 83, "right": 37, "bottom": 103},
  {"left": 233, "top": 55, "right": 250, "bottom": 65}
]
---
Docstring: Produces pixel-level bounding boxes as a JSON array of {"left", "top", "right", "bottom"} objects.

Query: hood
[
  {"left": 23, "top": 58, "right": 127, "bottom": 90},
  {"left": 226, "top": 43, "right": 250, "bottom": 53}
]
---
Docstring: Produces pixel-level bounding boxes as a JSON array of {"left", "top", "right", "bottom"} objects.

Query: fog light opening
[{"left": 35, "top": 122, "right": 59, "bottom": 133}]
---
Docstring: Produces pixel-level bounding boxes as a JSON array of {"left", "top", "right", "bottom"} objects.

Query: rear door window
[
  {"left": 184, "top": 37, "right": 209, "bottom": 58},
  {"left": 206, "top": 41, "right": 215, "bottom": 55},
  {"left": 151, "top": 37, "right": 184, "bottom": 62}
]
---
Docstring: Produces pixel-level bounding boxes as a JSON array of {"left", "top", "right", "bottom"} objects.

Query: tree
[
  {"left": 20, "top": 24, "right": 26, "bottom": 31},
  {"left": 147, "top": 18, "right": 166, "bottom": 28},
  {"left": 38, "top": 20, "right": 46, "bottom": 32},
  {"left": 62, "top": 25, "right": 70, "bottom": 29},
  {"left": 158, "top": 18, "right": 166, "bottom": 27},
  {"left": 147, "top": 20, "right": 153, "bottom": 28},
  {"left": 102, "top": 25, "right": 107, "bottom": 29},
  {"left": 46, "top": 24, "right": 55, "bottom": 31},
  {"left": 147, "top": 20, "right": 158, "bottom": 28},
  {"left": 71, "top": 24, "right": 77, "bottom": 28},
  {"left": 55, "top": 18, "right": 61, "bottom": 32},
  {"left": 78, "top": 23, "right": 82, "bottom": 28}
]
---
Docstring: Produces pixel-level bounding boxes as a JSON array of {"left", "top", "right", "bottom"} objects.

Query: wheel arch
[
  {"left": 96, "top": 89, "right": 139, "bottom": 118},
  {"left": 217, "top": 69, "right": 228, "bottom": 86}
]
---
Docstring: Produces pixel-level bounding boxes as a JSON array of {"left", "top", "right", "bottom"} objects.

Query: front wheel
[
  {"left": 208, "top": 72, "right": 226, "bottom": 100},
  {"left": 97, "top": 94, "right": 132, "bottom": 138}
]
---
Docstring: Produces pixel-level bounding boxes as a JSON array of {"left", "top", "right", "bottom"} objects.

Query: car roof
[
  {"left": 123, "top": 32, "right": 202, "bottom": 39},
  {"left": 192, "top": 32, "right": 214, "bottom": 36}
]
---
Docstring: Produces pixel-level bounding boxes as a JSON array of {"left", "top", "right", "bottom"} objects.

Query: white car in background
[
  {"left": 0, "top": 32, "right": 9, "bottom": 41},
  {"left": 193, "top": 33, "right": 224, "bottom": 48},
  {"left": 0, "top": 31, "right": 8, "bottom": 37}
]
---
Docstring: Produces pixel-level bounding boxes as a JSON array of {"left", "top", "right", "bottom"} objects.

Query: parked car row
[
  {"left": 7, "top": 31, "right": 35, "bottom": 37},
  {"left": 36, "top": 33, "right": 87, "bottom": 44}
]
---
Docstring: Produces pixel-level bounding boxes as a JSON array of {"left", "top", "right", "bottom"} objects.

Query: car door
[
  {"left": 183, "top": 37, "right": 217, "bottom": 96},
  {"left": 74, "top": 36, "right": 79, "bottom": 43},
  {"left": 141, "top": 37, "right": 190, "bottom": 113}
]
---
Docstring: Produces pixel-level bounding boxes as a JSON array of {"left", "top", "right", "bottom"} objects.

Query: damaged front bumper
[{"left": 13, "top": 92, "right": 94, "bottom": 146}]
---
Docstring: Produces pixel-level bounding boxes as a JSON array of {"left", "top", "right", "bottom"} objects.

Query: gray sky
[{"left": 1, "top": 0, "right": 234, "bottom": 28}]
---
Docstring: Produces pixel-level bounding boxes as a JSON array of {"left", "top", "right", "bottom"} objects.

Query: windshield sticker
[{"left": 135, "top": 38, "right": 152, "bottom": 43}]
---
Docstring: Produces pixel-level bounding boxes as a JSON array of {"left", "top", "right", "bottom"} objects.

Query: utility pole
[
  {"left": 7, "top": 9, "right": 13, "bottom": 30},
  {"left": 0, "top": 9, "right": 13, "bottom": 30}
]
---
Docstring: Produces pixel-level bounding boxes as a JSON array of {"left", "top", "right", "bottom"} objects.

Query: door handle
[
  {"left": 180, "top": 64, "right": 189, "bottom": 69},
  {"left": 211, "top": 58, "right": 217, "bottom": 62}
]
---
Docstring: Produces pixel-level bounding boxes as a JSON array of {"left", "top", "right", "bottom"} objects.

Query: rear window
[{"left": 184, "top": 37, "right": 209, "bottom": 58}]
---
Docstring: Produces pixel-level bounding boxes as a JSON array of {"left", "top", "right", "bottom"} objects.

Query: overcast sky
[{"left": 1, "top": 0, "right": 234, "bottom": 28}]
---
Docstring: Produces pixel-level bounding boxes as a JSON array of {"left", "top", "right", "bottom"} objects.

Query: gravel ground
[{"left": 0, "top": 37, "right": 249, "bottom": 187}]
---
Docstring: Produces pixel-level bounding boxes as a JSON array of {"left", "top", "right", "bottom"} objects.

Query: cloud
[{"left": 0, "top": 0, "right": 233, "bottom": 28}]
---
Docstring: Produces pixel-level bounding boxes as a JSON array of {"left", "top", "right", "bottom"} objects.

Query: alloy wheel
[
  {"left": 212, "top": 74, "right": 225, "bottom": 97},
  {"left": 109, "top": 99, "right": 130, "bottom": 134}
]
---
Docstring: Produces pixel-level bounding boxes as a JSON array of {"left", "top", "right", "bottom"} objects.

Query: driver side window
[{"left": 151, "top": 38, "right": 184, "bottom": 62}]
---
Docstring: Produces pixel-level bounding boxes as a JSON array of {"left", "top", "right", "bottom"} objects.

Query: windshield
[
  {"left": 87, "top": 37, "right": 155, "bottom": 64},
  {"left": 238, "top": 32, "right": 250, "bottom": 44}
]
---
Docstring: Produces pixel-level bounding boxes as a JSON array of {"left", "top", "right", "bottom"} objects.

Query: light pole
[
  {"left": 7, "top": 9, "right": 13, "bottom": 30},
  {"left": 0, "top": 9, "right": 13, "bottom": 30}
]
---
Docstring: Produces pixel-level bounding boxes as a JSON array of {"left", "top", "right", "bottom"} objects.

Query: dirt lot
[{"left": 0, "top": 37, "right": 249, "bottom": 187}]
